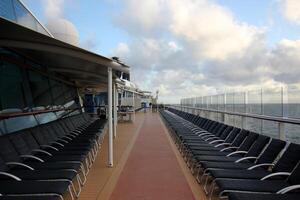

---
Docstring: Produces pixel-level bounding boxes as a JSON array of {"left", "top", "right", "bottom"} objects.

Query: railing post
[
  {"left": 278, "top": 122, "right": 286, "bottom": 140},
  {"left": 242, "top": 91, "right": 248, "bottom": 129}
]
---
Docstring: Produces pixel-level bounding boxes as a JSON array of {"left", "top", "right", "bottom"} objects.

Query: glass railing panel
[
  {"left": 211, "top": 95, "right": 218, "bottom": 110},
  {"left": 285, "top": 124, "right": 300, "bottom": 144},
  {"left": 262, "top": 120, "right": 278, "bottom": 139},
  {"left": 262, "top": 88, "right": 282, "bottom": 117},
  {"left": 234, "top": 92, "right": 245, "bottom": 113},
  {"left": 287, "top": 85, "right": 300, "bottom": 119},
  {"left": 246, "top": 117, "right": 262, "bottom": 134},
  {"left": 225, "top": 92, "right": 234, "bottom": 112},
  {"left": 218, "top": 94, "right": 225, "bottom": 111},
  {"left": 247, "top": 89, "right": 262, "bottom": 114}
]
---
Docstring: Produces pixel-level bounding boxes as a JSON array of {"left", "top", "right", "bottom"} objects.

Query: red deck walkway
[{"left": 109, "top": 112, "right": 196, "bottom": 200}]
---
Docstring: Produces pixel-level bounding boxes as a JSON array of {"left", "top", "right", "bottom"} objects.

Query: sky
[{"left": 22, "top": 0, "right": 300, "bottom": 103}]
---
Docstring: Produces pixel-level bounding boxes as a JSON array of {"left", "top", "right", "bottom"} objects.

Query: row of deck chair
[
  {"left": 160, "top": 108, "right": 300, "bottom": 200},
  {"left": 0, "top": 112, "right": 107, "bottom": 200}
]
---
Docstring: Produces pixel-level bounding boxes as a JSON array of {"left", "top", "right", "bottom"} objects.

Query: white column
[
  {"left": 113, "top": 84, "right": 117, "bottom": 138},
  {"left": 132, "top": 92, "right": 135, "bottom": 121},
  {"left": 107, "top": 67, "right": 113, "bottom": 167}
]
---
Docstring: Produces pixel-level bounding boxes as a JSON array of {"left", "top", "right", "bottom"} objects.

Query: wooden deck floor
[{"left": 77, "top": 111, "right": 206, "bottom": 200}]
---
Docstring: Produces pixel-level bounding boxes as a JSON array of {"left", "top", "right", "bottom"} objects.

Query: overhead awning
[{"left": 0, "top": 17, "right": 130, "bottom": 89}]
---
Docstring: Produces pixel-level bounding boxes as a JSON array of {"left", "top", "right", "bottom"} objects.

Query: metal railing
[{"left": 168, "top": 105, "right": 300, "bottom": 144}]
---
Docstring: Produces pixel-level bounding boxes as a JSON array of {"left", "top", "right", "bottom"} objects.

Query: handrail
[
  {"left": 170, "top": 105, "right": 300, "bottom": 125},
  {"left": 0, "top": 108, "right": 63, "bottom": 120},
  {"left": 0, "top": 107, "right": 81, "bottom": 120}
]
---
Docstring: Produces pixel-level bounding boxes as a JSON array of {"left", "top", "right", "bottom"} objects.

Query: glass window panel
[
  {"left": 0, "top": 0, "right": 16, "bottom": 21},
  {"left": 28, "top": 71, "right": 52, "bottom": 107},
  {"left": 5, "top": 115, "right": 37, "bottom": 133},
  {"left": 0, "top": 120, "right": 5, "bottom": 135},
  {"left": 0, "top": 61, "right": 26, "bottom": 109},
  {"left": 50, "top": 80, "right": 66, "bottom": 105},
  {"left": 35, "top": 112, "right": 57, "bottom": 124},
  {"left": 13, "top": 0, "right": 37, "bottom": 30}
]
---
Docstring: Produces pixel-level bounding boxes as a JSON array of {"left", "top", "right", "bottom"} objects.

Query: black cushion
[
  {"left": 0, "top": 180, "right": 69, "bottom": 195},
  {"left": 228, "top": 192, "right": 300, "bottom": 200}
]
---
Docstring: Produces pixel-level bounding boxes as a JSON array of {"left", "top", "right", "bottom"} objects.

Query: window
[
  {"left": 13, "top": 0, "right": 37, "bottom": 31},
  {"left": 0, "top": 0, "right": 16, "bottom": 21},
  {"left": 0, "top": 61, "right": 26, "bottom": 109},
  {"left": 28, "top": 71, "right": 52, "bottom": 107}
]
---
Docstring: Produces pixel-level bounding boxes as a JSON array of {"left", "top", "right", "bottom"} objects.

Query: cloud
[
  {"left": 42, "top": 0, "right": 64, "bottom": 19},
  {"left": 111, "top": 0, "right": 276, "bottom": 103},
  {"left": 270, "top": 39, "right": 300, "bottom": 83},
  {"left": 280, "top": 0, "right": 300, "bottom": 24}
]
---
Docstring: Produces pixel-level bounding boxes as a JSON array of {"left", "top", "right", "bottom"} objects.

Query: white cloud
[
  {"left": 270, "top": 39, "right": 300, "bottom": 83},
  {"left": 281, "top": 0, "right": 300, "bottom": 24},
  {"left": 42, "top": 0, "right": 64, "bottom": 19},
  {"left": 168, "top": 0, "right": 264, "bottom": 60},
  {"left": 111, "top": 0, "right": 273, "bottom": 103}
]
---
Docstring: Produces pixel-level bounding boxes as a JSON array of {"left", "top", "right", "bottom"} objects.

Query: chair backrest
[
  {"left": 288, "top": 161, "right": 300, "bottom": 185},
  {"left": 237, "top": 132, "right": 258, "bottom": 151},
  {"left": 214, "top": 124, "right": 227, "bottom": 137},
  {"left": 219, "top": 126, "right": 234, "bottom": 140},
  {"left": 9, "top": 133, "right": 32, "bottom": 155},
  {"left": 273, "top": 143, "right": 300, "bottom": 172},
  {"left": 231, "top": 129, "right": 249, "bottom": 147},
  {"left": 224, "top": 128, "right": 241, "bottom": 143},
  {"left": 245, "top": 135, "right": 270, "bottom": 157},
  {"left": 256, "top": 138, "right": 286, "bottom": 164},
  {"left": 0, "top": 137, "right": 22, "bottom": 163},
  {"left": 0, "top": 156, "right": 9, "bottom": 171}
]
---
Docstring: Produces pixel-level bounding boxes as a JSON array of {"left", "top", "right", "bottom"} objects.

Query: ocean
[{"left": 209, "top": 103, "right": 300, "bottom": 144}]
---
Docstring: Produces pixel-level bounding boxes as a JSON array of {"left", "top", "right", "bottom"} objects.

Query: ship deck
[{"left": 77, "top": 111, "right": 207, "bottom": 200}]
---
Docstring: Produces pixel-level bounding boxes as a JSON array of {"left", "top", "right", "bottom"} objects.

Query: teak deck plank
[{"left": 77, "top": 111, "right": 206, "bottom": 200}]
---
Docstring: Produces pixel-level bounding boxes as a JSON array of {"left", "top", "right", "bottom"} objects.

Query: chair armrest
[
  {"left": 66, "top": 134, "right": 76, "bottom": 138},
  {"left": 277, "top": 185, "right": 300, "bottom": 194},
  {"left": 52, "top": 141, "right": 65, "bottom": 147},
  {"left": 31, "top": 149, "right": 52, "bottom": 156},
  {"left": 57, "top": 139, "right": 69, "bottom": 144},
  {"left": 70, "top": 131, "right": 79, "bottom": 136},
  {"left": 261, "top": 172, "right": 291, "bottom": 180},
  {"left": 247, "top": 163, "right": 274, "bottom": 170},
  {"left": 201, "top": 134, "right": 214, "bottom": 139},
  {"left": 40, "top": 145, "right": 59, "bottom": 151},
  {"left": 0, "top": 171, "right": 21, "bottom": 181},
  {"left": 226, "top": 151, "right": 248, "bottom": 157},
  {"left": 215, "top": 143, "right": 230, "bottom": 147},
  {"left": 235, "top": 156, "right": 257, "bottom": 163},
  {"left": 209, "top": 139, "right": 224, "bottom": 144},
  {"left": 199, "top": 133, "right": 211, "bottom": 138},
  {"left": 20, "top": 155, "right": 44, "bottom": 162},
  {"left": 205, "top": 136, "right": 219, "bottom": 141},
  {"left": 221, "top": 146, "right": 238, "bottom": 152},
  {"left": 6, "top": 162, "right": 34, "bottom": 170},
  {"left": 62, "top": 136, "right": 73, "bottom": 141}
]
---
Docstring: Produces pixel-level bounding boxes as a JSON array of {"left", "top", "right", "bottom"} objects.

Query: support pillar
[
  {"left": 107, "top": 67, "right": 113, "bottom": 167},
  {"left": 113, "top": 84, "right": 117, "bottom": 138}
]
